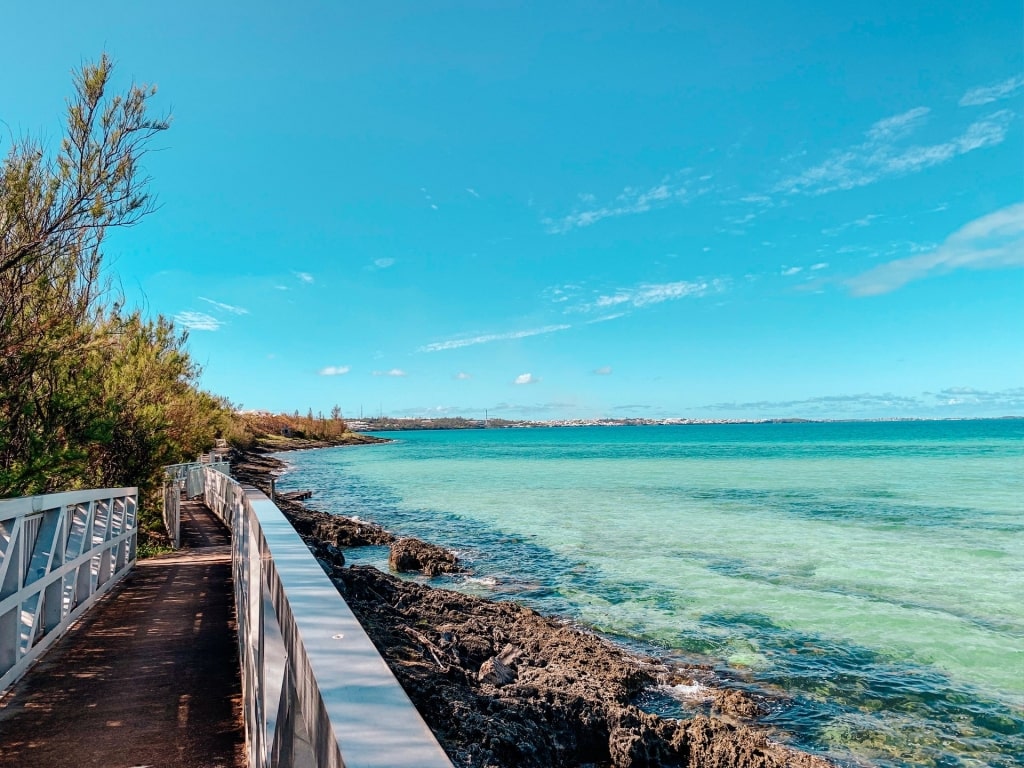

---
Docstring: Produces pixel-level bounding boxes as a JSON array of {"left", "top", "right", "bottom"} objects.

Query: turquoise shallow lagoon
[{"left": 276, "top": 420, "right": 1024, "bottom": 767}]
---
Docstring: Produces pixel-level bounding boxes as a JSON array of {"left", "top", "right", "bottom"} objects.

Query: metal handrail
[
  {"left": 0, "top": 487, "right": 137, "bottom": 693},
  {"left": 162, "top": 461, "right": 230, "bottom": 548},
  {"left": 187, "top": 464, "right": 452, "bottom": 768}
]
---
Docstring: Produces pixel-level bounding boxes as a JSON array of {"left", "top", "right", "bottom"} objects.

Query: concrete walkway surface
[{"left": 0, "top": 500, "right": 246, "bottom": 768}]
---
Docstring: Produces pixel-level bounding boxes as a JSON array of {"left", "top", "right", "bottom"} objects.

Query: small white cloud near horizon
[
  {"left": 420, "top": 324, "right": 572, "bottom": 352},
  {"left": 455, "top": 372, "right": 472, "bottom": 380},
  {"left": 318, "top": 365, "right": 351, "bottom": 376},
  {"left": 374, "top": 258, "right": 395, "bottom": 269},
  {"left": 174, "top": 311, "right": 221, "bottom": 331},
  {"left": 846, "top": 202, "right": 1024, "bottom": 296},
  {"left": 373, "top": 368, "right": 408, "bottom": 377},
  {"left": 198, "top": 297, "right": 249, "bottom": 315},
  {"left": 514, "top": 373, "right": 539, "bottom": 385},
  {"left": 295, "top": 271, "right": 314, "bottom": 284},
  {"left": 593, "top": 366, "right": 613, "bottom": 375},
  {"left": 960, "top": 74, "right": 1024, "bottom": 107}
]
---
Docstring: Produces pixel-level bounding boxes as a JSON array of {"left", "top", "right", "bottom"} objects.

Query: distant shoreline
[{"left": 347, "top": 414, "right": 1023, "bottom": 432}]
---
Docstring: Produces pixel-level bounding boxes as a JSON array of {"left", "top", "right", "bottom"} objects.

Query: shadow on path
[{"left": 0, "top": 500, "right": 245, "bottom": 768}]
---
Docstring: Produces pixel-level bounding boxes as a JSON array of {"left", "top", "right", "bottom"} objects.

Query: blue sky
[{"left": 3, "top": 1, "right": 1022, "bottom": 420}]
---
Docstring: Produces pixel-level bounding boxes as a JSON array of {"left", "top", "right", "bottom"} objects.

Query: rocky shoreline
[{"left": 231, "top": 442, "right": 839, "bottom": 768}]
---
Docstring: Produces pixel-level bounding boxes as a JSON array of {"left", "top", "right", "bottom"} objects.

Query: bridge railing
[
  {"left": 0, "top": 487, "right": 137, "bottom": 693},
  {"left": 188, "top": 463, "right": 452, "bottom": 768},
  {"left": 163, "top": 461, "right": 231, "bottom": 548}
]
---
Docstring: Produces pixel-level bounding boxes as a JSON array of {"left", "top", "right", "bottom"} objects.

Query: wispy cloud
[
  {"left": 454, "top": 372, "right": 472, "bottom": 380},
  {"left": 821, "top": 213, "right": 882, "bottom": 237},
  {"left": 373, "top": 368, "right": 407, "bottom": 377},
  {"left": 960, "top": 74, "right": 1024, "bottom": 107},
  {"left": 514, "top": 373, "right": 539, "bottom": 385},
  {"left": 374, "top": 258, "right": 395, "bottom": 269},
  {"left": 419, "top": 324, "right": 572, "bottom": 352},
  {"left": 781, "top": 266, "right": 803, "bottom": 276},
  {"left": 593, "top": 366, "right": 613, "bottom": 375},
  {"left": 420, "top": 187, "right": 438, "bottom": 210},
  {"left": 579, "top": 279, "right": 723, "bottom": 312},
  {"left": 846, "top": 202, "right": 1024, "bottom": 296},
  {"left": 775, "top": 108, "right": 1013, "bottom": 195},
  {"left": 466, "top": 187, "right": 480, "bottom": 198},
  {"left": 198, "top": 297, "right": 249, "bottom": 315},
  {"left": 318, "top": 365, "right": 350, "bottom": 376},
  {"left": 543, "top": 175, "right": 693, "bottom": 233},
  {"left": 174, "top": 311, "right": 221, "bottom": 331},
  {"left": 586, "top": 313, "right": 628, "bottom": 324},
  {"left": 295, "top": 271, "right": 314, "bottom": 284}
]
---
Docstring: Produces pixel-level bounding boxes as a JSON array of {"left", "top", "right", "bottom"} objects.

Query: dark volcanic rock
[
  {"left": 335, "top": 566, "right": 836, "bottom": 768},
  {"left": 289, "top": 507, "right": 395, "bottom": 547},
  {"left": 388, "top": 537, "right": 462, "bottom": 576}
]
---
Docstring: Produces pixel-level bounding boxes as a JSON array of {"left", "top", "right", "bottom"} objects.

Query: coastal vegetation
[
  {"left": 0, "top": 57, "right": 379, "bottom": 548},
  {"left": 0, "top": 55, "right": 229, "bottom": 543}
]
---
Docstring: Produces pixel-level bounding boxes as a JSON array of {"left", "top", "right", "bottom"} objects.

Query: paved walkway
[{"left": 0, "top": 500, "right": 246, "bottom": 768}]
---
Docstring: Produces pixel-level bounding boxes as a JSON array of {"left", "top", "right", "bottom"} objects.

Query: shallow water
[{"left": 275, "top": 420, "right": 1024, "bottom": 767}]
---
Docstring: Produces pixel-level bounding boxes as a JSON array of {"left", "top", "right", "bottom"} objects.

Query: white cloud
[
  {"left": 295, "top": 271, "right": 315, "bottom": 284},
  {"left": 822, "top": 213, "right": 882, "bottom": 236},
  {"left": 846, "top": 202, "right": 1024, "bottom": 296},
  {"left": 373, "top": 368, "right": 407, "bottom": 377},
  {"left": 544, "top": 175, "right": 693, "bottom": 233},
  {"left": 419, "top": 324, "right": 572, "bottom": 352},
  {"left": 374, "top": 258, "right": 395, "bottom": 269},
  {"left": 960, "top": 74, "right": 1024, "bottom": 107},
  {"left": 198, "top": 297, "right": 249, "bottom": 315},
  {"left": 514, "top": 373, "right": 538, "bottom": 385},
  {"left": 776, "top": 108, "right": 1013, "bottom": 195},
  {"left": 318, "top": 365, "right": 351, "bottom": 376},
  {"left": 174, "top": 311, "right": 221, "bottom": 331},
  {"left": 582, "top": 279, "right": 722, "bottom": 312},
  {"left": 782, "top": 266, "right": 803, "bottom": 276},
  {"left": 586, "top": 313, "right": 628, "bottom": 324},
  {"left": 810, "top": 262, "right": 829, "bottom": 271},
  {"left": 466, "top": 187, "right": 480, "bottom": 198},
  {"left": 865, "top": 106, "right": 931, "bottom": 142},
  {"left": 593, "top": 366, "right": 613, "bottom": 375},
  {"left": 455, "top": 372, "right": 472, "bottom": 380}
]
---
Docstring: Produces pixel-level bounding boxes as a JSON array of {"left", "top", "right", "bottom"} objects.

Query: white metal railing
[
  {"left": 162, "top": 461, "right": 230, "bottom": 548},
  {"left": 189, "top": 463, "right": 452, "bottom": 768},
  {"left": 0, "top": 487, "right": 137, "bottom": 693},
  {"left": 163, "top": 482, "right": 181, "bottom": 549}
]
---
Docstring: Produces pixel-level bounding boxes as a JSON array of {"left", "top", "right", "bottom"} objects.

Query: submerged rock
[{"left": 389, "top": 537, "right": 462, "bottom": 576}]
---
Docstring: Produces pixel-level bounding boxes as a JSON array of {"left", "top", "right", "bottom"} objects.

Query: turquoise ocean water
[{"left": 275, "top": 420, "right": 1024, "bottom": 767}]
